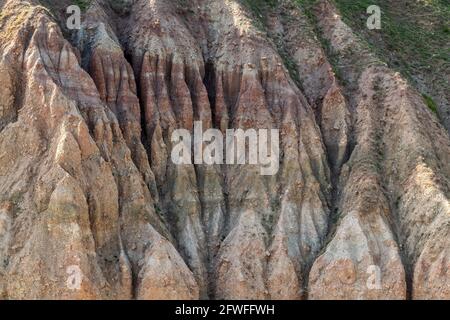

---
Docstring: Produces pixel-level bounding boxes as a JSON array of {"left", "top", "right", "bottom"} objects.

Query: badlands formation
[{"left": 0, "top": 0, "right": 449, "bottom": 299}]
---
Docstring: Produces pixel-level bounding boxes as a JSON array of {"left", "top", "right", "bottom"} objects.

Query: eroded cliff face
[{"left": 0, "top": 0, "right": 448, "bottom": 300}]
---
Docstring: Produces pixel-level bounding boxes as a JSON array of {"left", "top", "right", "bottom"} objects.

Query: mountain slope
[{"left": 0, "top": 0, "right": 448, "bottom": 299}]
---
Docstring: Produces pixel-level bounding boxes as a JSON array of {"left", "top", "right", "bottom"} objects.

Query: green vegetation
[
  {"left": 332, "top": 0, "right": 450, "bottom": 85},
  {"left": 238, "top": 1, "right": 302, "bottom": 83},
  {"left": 332, "top": 0, "right": 449, "bottom": 119},
  {"left": 240, "top": 0, "right": 277, "bottom": 30},
  {"left": 293, "top": 0, "right": 448, "bottom": 118},
  {"left": 73, "top": 0, "right": 90, "bottom": 12},
  {"left": 295, "top": 0, "right": 317, "bottom": 13},
  {"left": 294, "top": 0, "right": 351, "bottom": 84},
  {"left": 238, "top": 0, "right": 448, "bottom": 116},
  {"left": 154, "top": 204, "right": 162, "bottom": 215},
  {"left": 422, "top": 93, "right": 439, "bottom": 114},
  {"left": 241, "top": 0, "right": 278, "bottom": 14}
]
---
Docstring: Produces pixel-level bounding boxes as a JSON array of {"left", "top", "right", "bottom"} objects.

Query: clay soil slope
[{"left": 0, "top": 0, "right": 449, "bottom": 299}]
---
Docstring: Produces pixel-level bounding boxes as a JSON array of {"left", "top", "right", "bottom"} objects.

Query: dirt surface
[{"left": 0, "top": 0, "right": 448, "bottom": 299}]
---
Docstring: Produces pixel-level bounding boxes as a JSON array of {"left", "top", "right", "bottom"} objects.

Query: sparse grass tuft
[
  {"left": 242, "top": 0, "right": 278, "bottom": 13},
  {"left": 332, "top": 0, "right": 450, "bottom": 91},
  {"left": 240, "top": 0, "right": 278, "bottom": 31},
  {"left": 73, "top": 0, "right": 90, "bottom": 12},
  {"left": 422, "top": 93, "right": 439, "bottom": 115}
]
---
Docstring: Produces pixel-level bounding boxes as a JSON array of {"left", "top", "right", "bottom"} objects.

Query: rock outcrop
[{"left": 0, "top": 0, "right": 448, "bottom": 300}]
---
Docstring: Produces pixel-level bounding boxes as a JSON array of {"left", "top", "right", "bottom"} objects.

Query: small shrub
[
  {"left": 73, "top": 0, "right": 90, "bottom": 12},
  {"left": 422, "top": 94, "right": 438, "bottom": 115}
]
